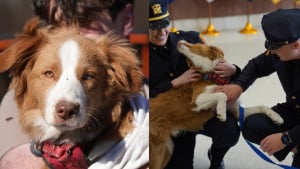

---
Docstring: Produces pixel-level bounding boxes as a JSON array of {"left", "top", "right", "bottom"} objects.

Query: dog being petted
[{"left": 149, "top": 40, "right": 284, "bottom": 169}]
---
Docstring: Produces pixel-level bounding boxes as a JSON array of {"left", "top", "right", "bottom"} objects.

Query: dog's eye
[
  {"left": 82, "top": 73, "right": 95, "bottom": 80},
  {"left": 44, "top": 70, "right": 54, "bottom": 78}
]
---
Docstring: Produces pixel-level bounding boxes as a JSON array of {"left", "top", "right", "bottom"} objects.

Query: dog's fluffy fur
[
  {"left": 149, "top": 40, "right": 284, "bottom": 169},
  {"left": 0, "top": 17, "right": 144, "bottom": 168}
]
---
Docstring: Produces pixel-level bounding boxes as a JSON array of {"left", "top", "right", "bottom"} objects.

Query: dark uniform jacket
[{"left": 234, "top": 52, "right": 300, "bottom": 144}]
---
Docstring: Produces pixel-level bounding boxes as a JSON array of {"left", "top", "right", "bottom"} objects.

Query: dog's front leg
[{"left": 192, "top": 85, "right": 228, "bottom": 121}]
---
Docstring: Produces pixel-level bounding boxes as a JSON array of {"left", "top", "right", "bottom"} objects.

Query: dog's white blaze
[{"left": 45, "top": 39, "right": 87, "bottom": 127}]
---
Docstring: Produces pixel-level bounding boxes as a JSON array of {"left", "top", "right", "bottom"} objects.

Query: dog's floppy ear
[
  {"left": 0, "top": 17, "right": 46, "bottom": 105},
  {"left": 209, "top": 46, "right": 224, "bottom": 59},
  {"left": 97, "top": 33, "right": 143, "bottom": 95},
  {"left": 0, "top": 17, "right": 45, "bottom": 73}
]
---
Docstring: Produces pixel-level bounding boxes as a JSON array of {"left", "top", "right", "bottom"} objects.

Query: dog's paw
[
  {"left": 269, "top": 113, "right": 284, "bottom": 125},
  {"left": 261, "top": 106, "right": 284, "bottom": 125},
  {"left": 216, "top": 112, "right": 226, "bottom": 122},
  {"left": 192, "top": 101, "right": 214, "bottom": 112},
  {"left": 192, "top": 106, "right": 201, "bottom": 112},
  {"left": 216, "top": 97, "right": 227, "bottom": 122},
  {"left": 192, "top": 102, "right": 212, "bottom": 112}
]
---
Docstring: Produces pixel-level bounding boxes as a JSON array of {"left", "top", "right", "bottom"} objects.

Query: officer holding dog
[
  {"left": 149, "top": 0, "right": 241, "bottom": 168},
  {"left": 216, "top": 9, "right": 300, "bottom": 168}
]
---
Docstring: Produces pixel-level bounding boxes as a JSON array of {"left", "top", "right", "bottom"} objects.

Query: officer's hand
[
  {"left": 214, "top": 60, "right": 236, "bottom": 77},
  {"left": 171, "top": 68, "right": 202, "bottom": 87},
  {"left": 260, "top": 133, "right": 285, "bottom": 156},
  {"left": 214, "top": 84, "right": 242, "bottom": 104}
]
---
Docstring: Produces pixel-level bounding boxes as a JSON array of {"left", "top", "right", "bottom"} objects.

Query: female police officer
[{"left": 149, "top": 0, "right": 241, "bottom": 168}]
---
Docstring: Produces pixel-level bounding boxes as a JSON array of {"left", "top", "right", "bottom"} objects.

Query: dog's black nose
[{"left": 55, "top": 100, "right": 80, "bottom": 120}]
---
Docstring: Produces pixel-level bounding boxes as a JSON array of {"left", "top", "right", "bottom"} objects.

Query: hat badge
[{"left": 152, "top": 4, "right": 162, "bottom": 15}]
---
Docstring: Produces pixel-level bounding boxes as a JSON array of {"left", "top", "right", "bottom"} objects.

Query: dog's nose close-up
[{"left": 55, "top": 100, "right": 80, "bottom": 121}]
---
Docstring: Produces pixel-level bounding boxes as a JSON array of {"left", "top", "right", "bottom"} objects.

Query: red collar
[
  {"left": 203, "top": 72, "right": 231, "bottom": 85},
  {"left": 31, "top": 141, "right": 88, "bottom": 169}
]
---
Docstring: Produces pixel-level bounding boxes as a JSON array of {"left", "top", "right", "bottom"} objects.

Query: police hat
[
  {"left": 262, "top": 9, "right": 300, "bottom": 50},
  {"left": 149, "top": 0, "right": 170, "bottom": 29}
]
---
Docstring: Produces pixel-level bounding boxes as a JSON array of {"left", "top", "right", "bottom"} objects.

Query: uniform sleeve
[
  {"left": 231, "top": 64, "right": 241, "bottom": 81},
  {"left": 288, "top": 126, "right": 300, "bottom": 145},
  {"left": 233, "top": 53, "right": 276, "bottom": 91}
]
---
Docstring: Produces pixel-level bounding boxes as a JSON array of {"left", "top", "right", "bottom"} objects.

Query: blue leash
[{"left": 239, "top": 106, "right": 298, "bottom": 169}]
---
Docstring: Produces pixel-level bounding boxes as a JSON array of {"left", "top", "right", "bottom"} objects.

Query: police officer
[
  {"left": 215, "top": 9, "right": 300, "bottom": 168},
  {"left": 149, "top": 0, "right": 241, "bottom": 168}
]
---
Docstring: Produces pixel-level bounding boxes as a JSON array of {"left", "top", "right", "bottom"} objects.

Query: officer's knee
[
  {"left": 220, "top": 117, "right": 241, "bottom": 147},
  {"left": 241, "top": 114, "right": 272, "bottom": 142}
]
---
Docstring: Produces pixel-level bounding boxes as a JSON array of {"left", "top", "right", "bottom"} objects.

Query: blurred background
[{"left": 0, "top": 0, "right": 148, "bottom": 101}]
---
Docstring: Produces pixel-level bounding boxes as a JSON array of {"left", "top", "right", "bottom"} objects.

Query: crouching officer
[{"left": 215, "top": 8, "right": 300, "bottom": 168}]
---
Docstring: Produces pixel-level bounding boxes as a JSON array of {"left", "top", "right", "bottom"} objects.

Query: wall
[
  {"left": 169, "top": 0, "right": 297, "bottom": 20},
  {"left": 170, "top": 0, "right": 299, "bottom": 32},
  {"left": 133, "top": 1, "right": 148, "bottom": 33},
  {"left": 0, "top": 0, "right": 33, "bottom": 38}
]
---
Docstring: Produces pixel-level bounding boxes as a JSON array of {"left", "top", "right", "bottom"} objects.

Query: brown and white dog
[
  {"left": 0, "top": 17, "right": 148, "bottom": 169},
  {"left": 149, "top": 40, "right": 284, "bottom": 169}
]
